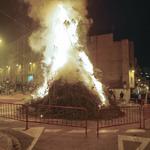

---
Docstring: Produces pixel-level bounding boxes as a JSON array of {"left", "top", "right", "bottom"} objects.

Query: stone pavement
[
  {"left": 0, "top": 117, "right": 150, "bottom": 150},
  {"left": 32, "top": 125, "right": 150, "bottom": 150},
  {"left": 0, "top": 93, "right": 31, "bottom": 104}
]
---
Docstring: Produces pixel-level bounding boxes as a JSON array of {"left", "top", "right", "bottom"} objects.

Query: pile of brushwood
[{"left": 26, "top": 79, "right": 124, "bottom": 120}]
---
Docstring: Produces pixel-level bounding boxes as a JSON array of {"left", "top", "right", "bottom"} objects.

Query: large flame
[{"left": 29, "top": 2, "right": 107, "bottom": 105}]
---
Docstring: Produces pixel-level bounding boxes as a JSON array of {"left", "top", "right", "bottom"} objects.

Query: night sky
[{"left": 0, "top": 0, "right": 150, "bottom": 67}]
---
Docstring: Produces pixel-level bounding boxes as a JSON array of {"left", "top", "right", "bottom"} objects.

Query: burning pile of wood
[
  {"left": 29, "top": 79, "right": 101, "bottom": 118},
  {"left": 28, "top": 79, "right": 124, "bottom": 119}
]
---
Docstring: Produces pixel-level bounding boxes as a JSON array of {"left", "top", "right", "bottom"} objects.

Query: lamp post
[
  {"left": 0, "top": 38, "right": 3, "bottom": 47},
  {"left": 0, "top": 68, "right": 3, "bottom": 82}
]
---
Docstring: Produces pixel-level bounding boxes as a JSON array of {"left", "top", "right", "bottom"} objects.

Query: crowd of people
[
  {"left": 108, "top": 88, "right": 150, "bottom": 105},
  {"left": 107, "top": 89, "right": 125, "bottom": 105},
  {"left": 0, "top": 80, "right": 37, "bottom": 95}
]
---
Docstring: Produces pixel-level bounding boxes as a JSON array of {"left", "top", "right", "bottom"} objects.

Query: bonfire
[{"left": 23, "top": 0, "right": 123, "bottom": 119}]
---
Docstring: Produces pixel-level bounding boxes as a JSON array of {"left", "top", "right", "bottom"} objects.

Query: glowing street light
[
  {"left": 0, "top": 38, "right": 3, "bottom": 47},
  {"left": 146, "top": 86, "right": 149, "bottom": 90}
]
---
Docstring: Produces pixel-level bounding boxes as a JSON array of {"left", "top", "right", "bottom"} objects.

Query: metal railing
[
  {"left": 97, "top": 106, "right": 142, "bottom": 137},
  {"left": 0, "top": 102, "right": 27, "bottom": 121},
  {"left": 27, "top": 105, "right": 88, "bottom": 136},
  {"left": 0, "top": 102, "right": 88, "bottom": 136},
  {"left": 1, "top": 102, "right": 150, "bottom": 137},
  {"left": 143, "top": 104, "right": 150, "bottom": 129},
  {"left": 0, "top": 102, "right": 28, "bottom": 129}
]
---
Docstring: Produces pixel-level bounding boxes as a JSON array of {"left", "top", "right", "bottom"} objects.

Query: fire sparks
[{"left": 30, "top": 2, "right": 107, "bottom": 105}]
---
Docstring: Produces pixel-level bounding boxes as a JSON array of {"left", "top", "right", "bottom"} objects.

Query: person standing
[{"left": 120, "top": 91, "right": 124, "bottom": 101}]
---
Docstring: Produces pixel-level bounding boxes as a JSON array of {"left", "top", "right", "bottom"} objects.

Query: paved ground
[
  {"left": 0, "top": 95, "right": 150, "bottom": 150},
  {"left": 33, "top": 125, "right": 150, "bottom": 150},
  {"left": 0, "top": 93, "right": 31, "bottom": 104},
  {"left": 0, "top": 117, "right": 150, "bottom": 150}
]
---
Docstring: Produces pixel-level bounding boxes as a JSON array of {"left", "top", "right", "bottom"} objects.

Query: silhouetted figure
[
  {"left": 120, "top": 91, "right": 124, "bottom": 101},
  {"left": 138, "top": 94, "right": 142, "bottom": 104},
  {"left": 108, "top": 89, "right": 116, "bottom": 105}
]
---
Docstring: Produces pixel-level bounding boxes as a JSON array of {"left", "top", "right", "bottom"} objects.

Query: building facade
[
  {"left": 0, "top": 34, "right": 42, "bottom": 84},
  {"left": 88, "top": 33, "right": 135, "bottom": 100}
]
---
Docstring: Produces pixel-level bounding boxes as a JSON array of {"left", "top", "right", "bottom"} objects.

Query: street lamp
[{"left": 0, "top": 38, "right": 3, "bottom": 46}]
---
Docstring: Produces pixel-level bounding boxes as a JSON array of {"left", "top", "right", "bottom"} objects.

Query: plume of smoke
[
  {"left": 24, "top": 0, "right": 89, "bottom": 53},
  {"left": 24, "top": 0, "right": 106, "bottom": 105}
]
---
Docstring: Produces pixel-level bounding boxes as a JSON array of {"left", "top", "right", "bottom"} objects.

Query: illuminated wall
[{"left": 88, "top": 33, "right": 135, "bottom": 89}]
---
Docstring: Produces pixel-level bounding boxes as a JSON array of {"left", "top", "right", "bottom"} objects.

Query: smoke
[
  {"left": 24, "top": 0, "right": 106, "bottom": 105},
  {"left": 24, "top": 0, "right": 89, "bottom": 53}
]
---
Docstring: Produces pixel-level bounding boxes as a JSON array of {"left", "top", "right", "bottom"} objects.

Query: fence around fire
[
  {"left": 1, "top": 102, "right": 150, "bottom": 137},
  {"left": 143, "top": 104, "right": 150, "bottom": 129},
  {"left": 97, "top": 106, "right": 142, "bottom": 137},
  {"left": 0, "top": 102, "right": 27, "bottom": 121},
  {"left": 27, "top": 105, "right": 88, "bottom": 135},
  {"left": 0, "top": 102, "right": 88, "bottom": 136}
]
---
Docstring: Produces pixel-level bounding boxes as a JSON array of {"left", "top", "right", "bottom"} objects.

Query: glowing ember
[{"left": 27, "top": 1, "right": 107, "bottom": 105}]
